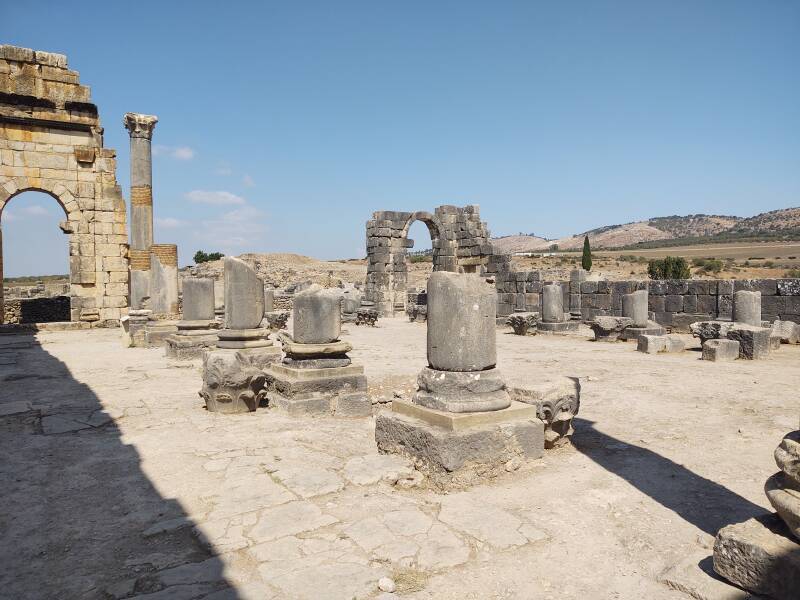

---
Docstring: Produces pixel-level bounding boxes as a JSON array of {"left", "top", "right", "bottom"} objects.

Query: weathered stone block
[
  {"left": 637, "top": 335, "right": 666, "bottom": 354},
  {"left": 713, "top": 514, "right": 800, "bottom": 600},
  {"left": 727, "top": 325, "right": 771, "bottom": 360},
  {"left": 702, "top": 339, "right": 739, "bottom": 362},
  {"left": 375, "top": 402, "right": 544, "bottom": 474}
]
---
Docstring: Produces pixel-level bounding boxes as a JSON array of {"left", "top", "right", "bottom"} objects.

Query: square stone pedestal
[
  {"left": 145, "top": 321, "right": 179, "bottom": 347},
  {"left": 165, "top": 332, "right": 219, "bottom": 360},
  {"left": 619, "top": 322, "right": 666, "bottom": 341},
  {"left": 266, "top": 363, "right": 371, "bottom": 417},
  {"left": 375, "top": 399, "right": 544, "bottom": 476},
  {"left": 713, "top": 513, "right": 800, "bottom": 600},
  {"left": 536, "top": 321, "right": 579, "bottom": 334}
]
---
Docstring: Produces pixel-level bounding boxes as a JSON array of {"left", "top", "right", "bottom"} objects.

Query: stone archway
[
  {"left": 364, "top": 205, "right": 495, "bottom": 315},
  {"left": 0, "top": 45, "right": 129, "bottom": 325}
]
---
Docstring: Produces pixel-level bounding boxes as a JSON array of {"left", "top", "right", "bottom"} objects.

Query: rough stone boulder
[{"left": 772, "top": 319, "right": 800, "bottom": 344}]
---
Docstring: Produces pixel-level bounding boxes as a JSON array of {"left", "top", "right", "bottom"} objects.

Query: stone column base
[
  {"left": 619, "top": 321, "right": 666, "bottom": 341},
  {"left": 536, "top": 321, "right": 579, "bottom": 334},
  {"left": 165, "top": 332, "right": 219, "bottom": 360},
  {"left": 713, "top": 514, "right": 800, "bottom": 600},
  {"left": 144, "top": 320, "right": 178, "bottom": 347},
  {"left": 375, "top": 399, "right": 544, "bottom": 479},
  {"left": 265, "top": 363, "right": 371, "bottom": 418}
]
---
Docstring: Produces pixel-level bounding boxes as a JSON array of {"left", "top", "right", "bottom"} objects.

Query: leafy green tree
[
  {"left": 194, "top": 250, "right": 224, "bottom": 264},
  {"left": 581, "top": 235, "right": 592, "bottom": 271},
  {"left": 647, "top": 256, "right": 691, "bottom": 280}
]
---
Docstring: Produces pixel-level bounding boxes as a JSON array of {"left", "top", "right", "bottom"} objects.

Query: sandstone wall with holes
[{"left": 0, "top": 45, "right": 128, "bottom": 325}]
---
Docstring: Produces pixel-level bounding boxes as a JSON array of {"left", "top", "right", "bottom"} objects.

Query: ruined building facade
[{"left": 0, "top": 45, "right": 129, "bottom": 325}]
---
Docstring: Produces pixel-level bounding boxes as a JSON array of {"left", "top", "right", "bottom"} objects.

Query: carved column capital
[{"left": 123, "top": 113, "right": 158, "bottom": 139}]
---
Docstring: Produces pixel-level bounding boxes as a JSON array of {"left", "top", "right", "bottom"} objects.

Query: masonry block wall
[
  {"left": 0, "top": 45, "right": 129, "bottom": 326},
  {"left": 365, "top": 205, "right": 494, "bottom": 315},
  {"left": 495, "top": 269, "right": 800, "bottom": 327}
]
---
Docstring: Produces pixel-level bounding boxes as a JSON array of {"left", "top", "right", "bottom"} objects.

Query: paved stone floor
[{"left": 1, "top": 318, "right": 796, "bottom": 599}]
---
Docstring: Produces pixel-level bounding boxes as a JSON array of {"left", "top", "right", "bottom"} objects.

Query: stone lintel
[{"left": 392, "top": 398, "right": 537, "bottom": 432}]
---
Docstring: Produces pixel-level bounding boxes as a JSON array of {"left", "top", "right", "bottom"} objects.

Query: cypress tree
[{"left": 581, "top": 235, "right": 592, "bottom": 271}]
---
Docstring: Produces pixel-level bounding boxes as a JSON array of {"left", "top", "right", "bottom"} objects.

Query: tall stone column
[{"left": 123, "top": 113, "right": 157, "bottom": 310}]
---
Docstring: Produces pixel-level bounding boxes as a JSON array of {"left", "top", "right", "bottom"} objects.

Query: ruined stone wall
[
  {"left": 364, "top": 205, "right": 494, "bottom": 315},
  {"left": 3, "top": 295, "right": 70, "bottom": 324},
  {"left": 0, "top": 45, "right": 129, "bottom": 326},
  {"left": 496, "top": 269, "right": 800, "bottom": 327}
]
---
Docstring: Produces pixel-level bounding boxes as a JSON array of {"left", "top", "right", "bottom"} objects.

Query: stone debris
[{"left": 355, "top": 308, "right": 379, "bottom": 326}]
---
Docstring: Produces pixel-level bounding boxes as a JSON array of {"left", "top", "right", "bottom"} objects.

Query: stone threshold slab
[{"left": 392, "top": 398, "right": 537, "bottom": 432}]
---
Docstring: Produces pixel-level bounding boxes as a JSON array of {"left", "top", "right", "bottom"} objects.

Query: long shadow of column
[
  {"left": 572, "top": 417, "right": 765, "bottom": 535},
  {"left": 0, "top": 331, "right": 241, "bottom": 600}
]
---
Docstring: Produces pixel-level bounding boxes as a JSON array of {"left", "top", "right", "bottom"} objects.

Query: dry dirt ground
[{"left": 1, "top": 320, "right": 797, "bottom": 599}]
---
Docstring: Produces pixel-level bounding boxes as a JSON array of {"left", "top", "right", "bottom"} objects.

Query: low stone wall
[
  {"left": 495, "top": 272, "right": 800, "bottom": 327},
  {"left": 3, "top": 296, "right": 71, "bottom": 324}
]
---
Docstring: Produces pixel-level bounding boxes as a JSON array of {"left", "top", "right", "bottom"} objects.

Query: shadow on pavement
[{"left": 0, "top": 331, "right": 240, "bottom": 600}]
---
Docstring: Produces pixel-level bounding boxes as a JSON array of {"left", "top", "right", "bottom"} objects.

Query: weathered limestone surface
[
  {"left": 200, "top": 350, "right": 267, "bottom": 414},
  {"left": 224, "top": 256, "right": 264, "bottom": 330},
  {"left": 772, "top": 319, "right": 800, "bottom": 344},
  {"left": 508, "top": 377, "right": 580, "bottom": 448},
  {"left": 506, "top": 312, "right": 538, "bottom": 335},
  {"left": 364, "top": 205, "right": 496, "bottom": 316},
  {"left": 377, "top": 272, "right": 543, "bottom": 479},
  {"left": 427, "top": 272, "right": 496, "bottom": 372},
  {"left": 541, "top": 283, "right": 565, "bottom": 323},
  {"left": 727, "top": 325, "right": 771, "bottom": 360},
  {"left": 267, "top": 286, "right": 370, "bottom": 418},
  {"left": 766, "top": 429, "right": 800, "bottom": 539},
  {"left": 714, "top": 515, "right": 800, "bottom": 600},
  {"left": 182, "top": 278, "right": 215, "bottom": 322},
  {"left": 733, "top": 290, "right": 762, "bottom": 327},
  {"left": 637, "top": 334, "right": 684, "bottom": 354},
  {"left": 149, "top": 244, "right": 178, "bottom": 315},
  {"left": 589, "top": 316, "right": 633, "bottom": 342},
  {"left": 702, "top": 339, "right": 740, "bottom": 362},
  {"left": 0, "top": 45, "right": 129, "bottom": 325},
  {"left": 293, "top": 285, "right": 341, "bottom": 344},
  {"left": 622, "top": 290, "right": 649, "bottom": 328},
  {"left": 690, "top": 320, "right": 735, "bottom": 345}
]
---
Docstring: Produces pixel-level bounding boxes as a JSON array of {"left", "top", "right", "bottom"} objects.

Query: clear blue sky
[{"left": 2, "top": 1, "right": 799, "bottom": 276}]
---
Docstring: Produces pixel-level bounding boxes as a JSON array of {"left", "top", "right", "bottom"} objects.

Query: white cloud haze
[
  {"left": 184, "top": 190, "right": 246, "bottom": 205},
  {"left": 153, "top": 145, "right": 195, "bottom": 160}
]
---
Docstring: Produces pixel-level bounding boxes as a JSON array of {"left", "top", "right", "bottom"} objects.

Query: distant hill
[{"left": 491, "top": 207, "right": 800, "bottom": 253}]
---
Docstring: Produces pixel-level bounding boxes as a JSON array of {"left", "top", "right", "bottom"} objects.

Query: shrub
[
  {"left": 698, "top": 259, "right": 723, "bottom": 274},
  {"left": 647, "top": 256, "right": 691, "bottom": 280},
  {"left": 785, "top": 269, "right": 800, "bottom": 278},
  {"left": 764, "top": 261, "right": 774, "bottom": 268},
  {"left": 194, "top": 250, "right": 224, "bottom": 264},
  {"left": 409, "top": 254, "right": 432, "bottom": 263}
]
